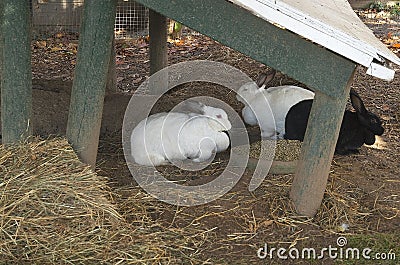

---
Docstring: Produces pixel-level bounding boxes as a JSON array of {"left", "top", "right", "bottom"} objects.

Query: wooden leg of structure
[
  {"left": 66, "top": 0, "right": 116, "bottom": 168},
  {"left": 148, "top": 10, "right": 168, "bottom": 95},
  {"left": 106, "top": 35, "right": 117, "bottom": 95},
  {"left": 149, "top": 9, "right": 168, "bottom": 75},
  {"left": 1, "top": 0, "right": 32, "bottom": 144},
  {"left": 290, "top": 69, "right": 356, "bottom": 216}
]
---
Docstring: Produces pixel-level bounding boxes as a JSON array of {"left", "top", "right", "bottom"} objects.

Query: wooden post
[
  {"left": 106, "top": 35, "right": 117, "bottom": 94},
  {"left": 290, "top": 66, "right": 356, "bottom": 216},
  {"left": 149, "top": 9, "right": 168, "bottom": 75},
  {"left": 66, "top": 0, "right": 116, "bottom": 168},
  {"left": 1, "top": 0, "right": 32, "bottom": 144},
  {"left": 0, "top": 0, "right": 3, "bottom": 82}
]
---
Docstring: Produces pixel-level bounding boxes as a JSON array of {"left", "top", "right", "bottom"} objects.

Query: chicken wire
[{"left": 31, "top": 0, "right": 149, "bottom": 39}]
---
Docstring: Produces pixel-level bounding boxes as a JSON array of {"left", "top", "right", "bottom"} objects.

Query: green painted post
[
  {"left": 66, "top": 0, "right": 116, "bottom": 167},
  {"left": 106, "top": 35, "right": 117, "bottom": 94},
  {"left": 290, "top": 65, "right": 357, "bottom": 217},
  {"left": 149, "top": 10, "right": 168, "bottom": 75},
  {"left": 0, "top": 1, "right": 3, "bottom": 83},
  {"left": 148, "top": 10, "right": 168, "bottom": 95},
  {"left": 1, "top": 0, "right": 32, "bottom": 144}
]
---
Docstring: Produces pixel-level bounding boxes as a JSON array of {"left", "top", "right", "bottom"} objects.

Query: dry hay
[
  {"left": 101, "top": 137, "right": 377, "bottom": 258},
  {"left": 0, "top": 138, "right": 206, "bottom": 264},
  {"left": 2, "top": 137, "right": 388, "bottom": 263},
  {"left": 231, "top": 139, "right": 302, "bottom": 162},
  {"left": 248, "top": 139, "right": 302, "bottom": 161}
]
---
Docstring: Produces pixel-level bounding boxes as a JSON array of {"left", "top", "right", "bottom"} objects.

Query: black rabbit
[{"left": 284, "top": 90, "right": 384, "bottom": 155}]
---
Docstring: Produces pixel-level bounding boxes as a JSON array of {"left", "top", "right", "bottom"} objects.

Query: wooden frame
[
  {"left": 133, "top": 0, "right": 357, "bottom": 216},
  {"left": 4, "top": 0, "right": 394, "bottom": 217}
]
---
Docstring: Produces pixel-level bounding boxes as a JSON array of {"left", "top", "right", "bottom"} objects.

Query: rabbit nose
[{"left": 376, "top": 126, "right": 384, "bottom": 136}]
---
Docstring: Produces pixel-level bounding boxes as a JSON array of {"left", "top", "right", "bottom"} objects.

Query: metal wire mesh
[
  {"left": 115, "top": 0, "right": 149, "bottom": 39},
  {"left": 31, "top": 0, "right": 149, "bottom": 39}
]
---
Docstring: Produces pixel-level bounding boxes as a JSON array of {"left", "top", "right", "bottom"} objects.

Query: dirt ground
[{"left": 24, "top": 9, "right": 400, "bottom": 264}]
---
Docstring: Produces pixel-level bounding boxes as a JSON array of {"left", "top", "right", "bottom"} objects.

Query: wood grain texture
[
  {"left": 136, "top": 0, "right": 356, "bottom": 98},
  {"left": 66, "top": 0, "right": 116, "bottom": 168},
  {"left": 1, "top": 0, "right": 32, "bottom": 144},
  {"left": 149, "top": 10, "right": 168, "bottom": 75},
  {"left": 290, "top": 66, "right": 357, "bottom": 216}
]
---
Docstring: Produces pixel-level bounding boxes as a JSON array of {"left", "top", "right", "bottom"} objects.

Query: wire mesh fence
[{"left": 31, "top": 0, "right": 150, "bottom": 39}]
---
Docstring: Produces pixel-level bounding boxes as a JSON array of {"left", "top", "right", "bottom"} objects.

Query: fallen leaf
[
  {"left": 50, "top": 47, "right": 63, "bottom": 52},
  {"left": 381, "top": 104, "right": 390, "bottom": 111},
  {"left": 36, "top": 40, "right": 47, "bottom": 48},
  {"left": 133, "top": 78, "right": 143, "bottom": 84},
  {"left": 55, "top": 32, "right": 64, "bottom": 38}
]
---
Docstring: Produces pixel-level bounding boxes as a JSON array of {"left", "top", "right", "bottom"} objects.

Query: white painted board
[{"left": 230, "top": 0, "right": 400, "bottom": 81}]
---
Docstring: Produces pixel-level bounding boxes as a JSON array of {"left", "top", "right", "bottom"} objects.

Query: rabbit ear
[
  {"left": 256, "top": 69, "right": 276, "bottom": 87},
  {"left": 350, "top": 90, "right": 367, "bottom": 114},
  {"left": 181, "top": 100, "right": 205, "bottom": 114}
]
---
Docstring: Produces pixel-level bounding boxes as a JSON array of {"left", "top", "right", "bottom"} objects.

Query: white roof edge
[{"left": 231, "top": 0, "right": 400, "bottom": 81}]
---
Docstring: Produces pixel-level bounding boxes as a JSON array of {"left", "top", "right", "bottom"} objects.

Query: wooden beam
[
  {"left": 135, "top": 0, "right": 354, "bottom": 98},
  {"left": 149, "top": 9, "right": 168, "bottom": 75},
  {"left": 1, "top": 0, "right": 32, "bottom": 144},
  {"left": 105, "top": 35, "right": 117, "bottom": 94},
  {"left": 66, "top": 0, "right": 116, "bottom": 168},
  {"left": 290, "top": 65, "right": 357, "bottom": 216}
]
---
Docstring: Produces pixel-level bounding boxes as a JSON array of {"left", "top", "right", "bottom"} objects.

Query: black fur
[{"left": 284, "top": 90, "right": 384, "bottom": 155}]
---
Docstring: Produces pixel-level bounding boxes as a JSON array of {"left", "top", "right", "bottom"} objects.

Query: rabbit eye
[{"left": 216, "top": 114, "right": 222, "bottom": 118}]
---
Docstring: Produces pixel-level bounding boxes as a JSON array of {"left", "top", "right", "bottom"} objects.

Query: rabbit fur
[
  {"left": 237, "top": 78, "right": 314, "bottom": 139},
  {"left": 130, "top": 101, "right": 231, "bottom": 166},
  {"left": 284, "top": 90, "right": 384, "bottom": 154}
]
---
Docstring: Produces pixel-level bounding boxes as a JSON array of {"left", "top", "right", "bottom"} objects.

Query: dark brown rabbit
[{"left": 284, "top": 90, "right": 384, "bottom": 155}]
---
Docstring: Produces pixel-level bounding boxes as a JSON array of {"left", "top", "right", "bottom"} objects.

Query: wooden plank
[
  {"left": 149, "top": 10, "right": 168, "bottom": 75},
  {"left": 105, "top": 36, "right": 117, "bottom": 94},
  {"left": 290, "top": 65, "right": 357, "bottom": 216},
  {"left": 0, "top": 1, "right": 3, "bottom": 82},
  {"left": 1, "top": 0, "right": 32, "bottom": 144},
  {"left": 231, "top": 0, "right": 400, "bottom": 79},
  {"left": 66, "top": 0, "right": 116, "bottom": 168},
  {"left": 135, "top": 0, "right": 357, "bottom": 98},
  {"left": 149, "top": 10, "right": 168, "bottom": 94}
]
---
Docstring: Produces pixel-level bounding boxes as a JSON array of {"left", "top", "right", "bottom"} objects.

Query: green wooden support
[
  {"left": 290, "top": 65, "right": 357, "bottom": 216},
  {"left": 66, "top": 0, "right": 116, "bottom": 167},
  {"left": 135, "top": 0, "right": 354, "bottom": 98},
  {"left": 0, "top": 0, "right": 3, "bottom": 82},
  {"left": 1, "top": 0, "right": 32, "bottom": 144},
  {"left": 149, "top": 10, "right": 168, "bottom": 75},
  {"left": 148, "top": 10, "right": 168, "bottom": 95},
  {"left": 106, "top": 35, "right": 117, "bottom": 94}
]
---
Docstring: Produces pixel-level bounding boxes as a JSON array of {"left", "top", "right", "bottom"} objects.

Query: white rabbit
[
  {"left": 130, "top": 101, "right": 231, "bottom": 166},
  {"left": 237, "top": 71, "right": 314, "bottom": 139}
]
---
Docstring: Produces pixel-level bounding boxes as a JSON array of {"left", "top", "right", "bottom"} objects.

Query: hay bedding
[
  {"left": 0, "top": 138, "right": 192, "bottom": 264},
  {"left": 0, "top": 137, "right": 368, "bottom": 264}
]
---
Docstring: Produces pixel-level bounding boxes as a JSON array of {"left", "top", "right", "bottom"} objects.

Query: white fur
[
  {"left": 130, "top": 104, "right": 231, "bottom": 166},
  {"left": 237, "top": 83, "right": 314, "bottom": 139}
]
